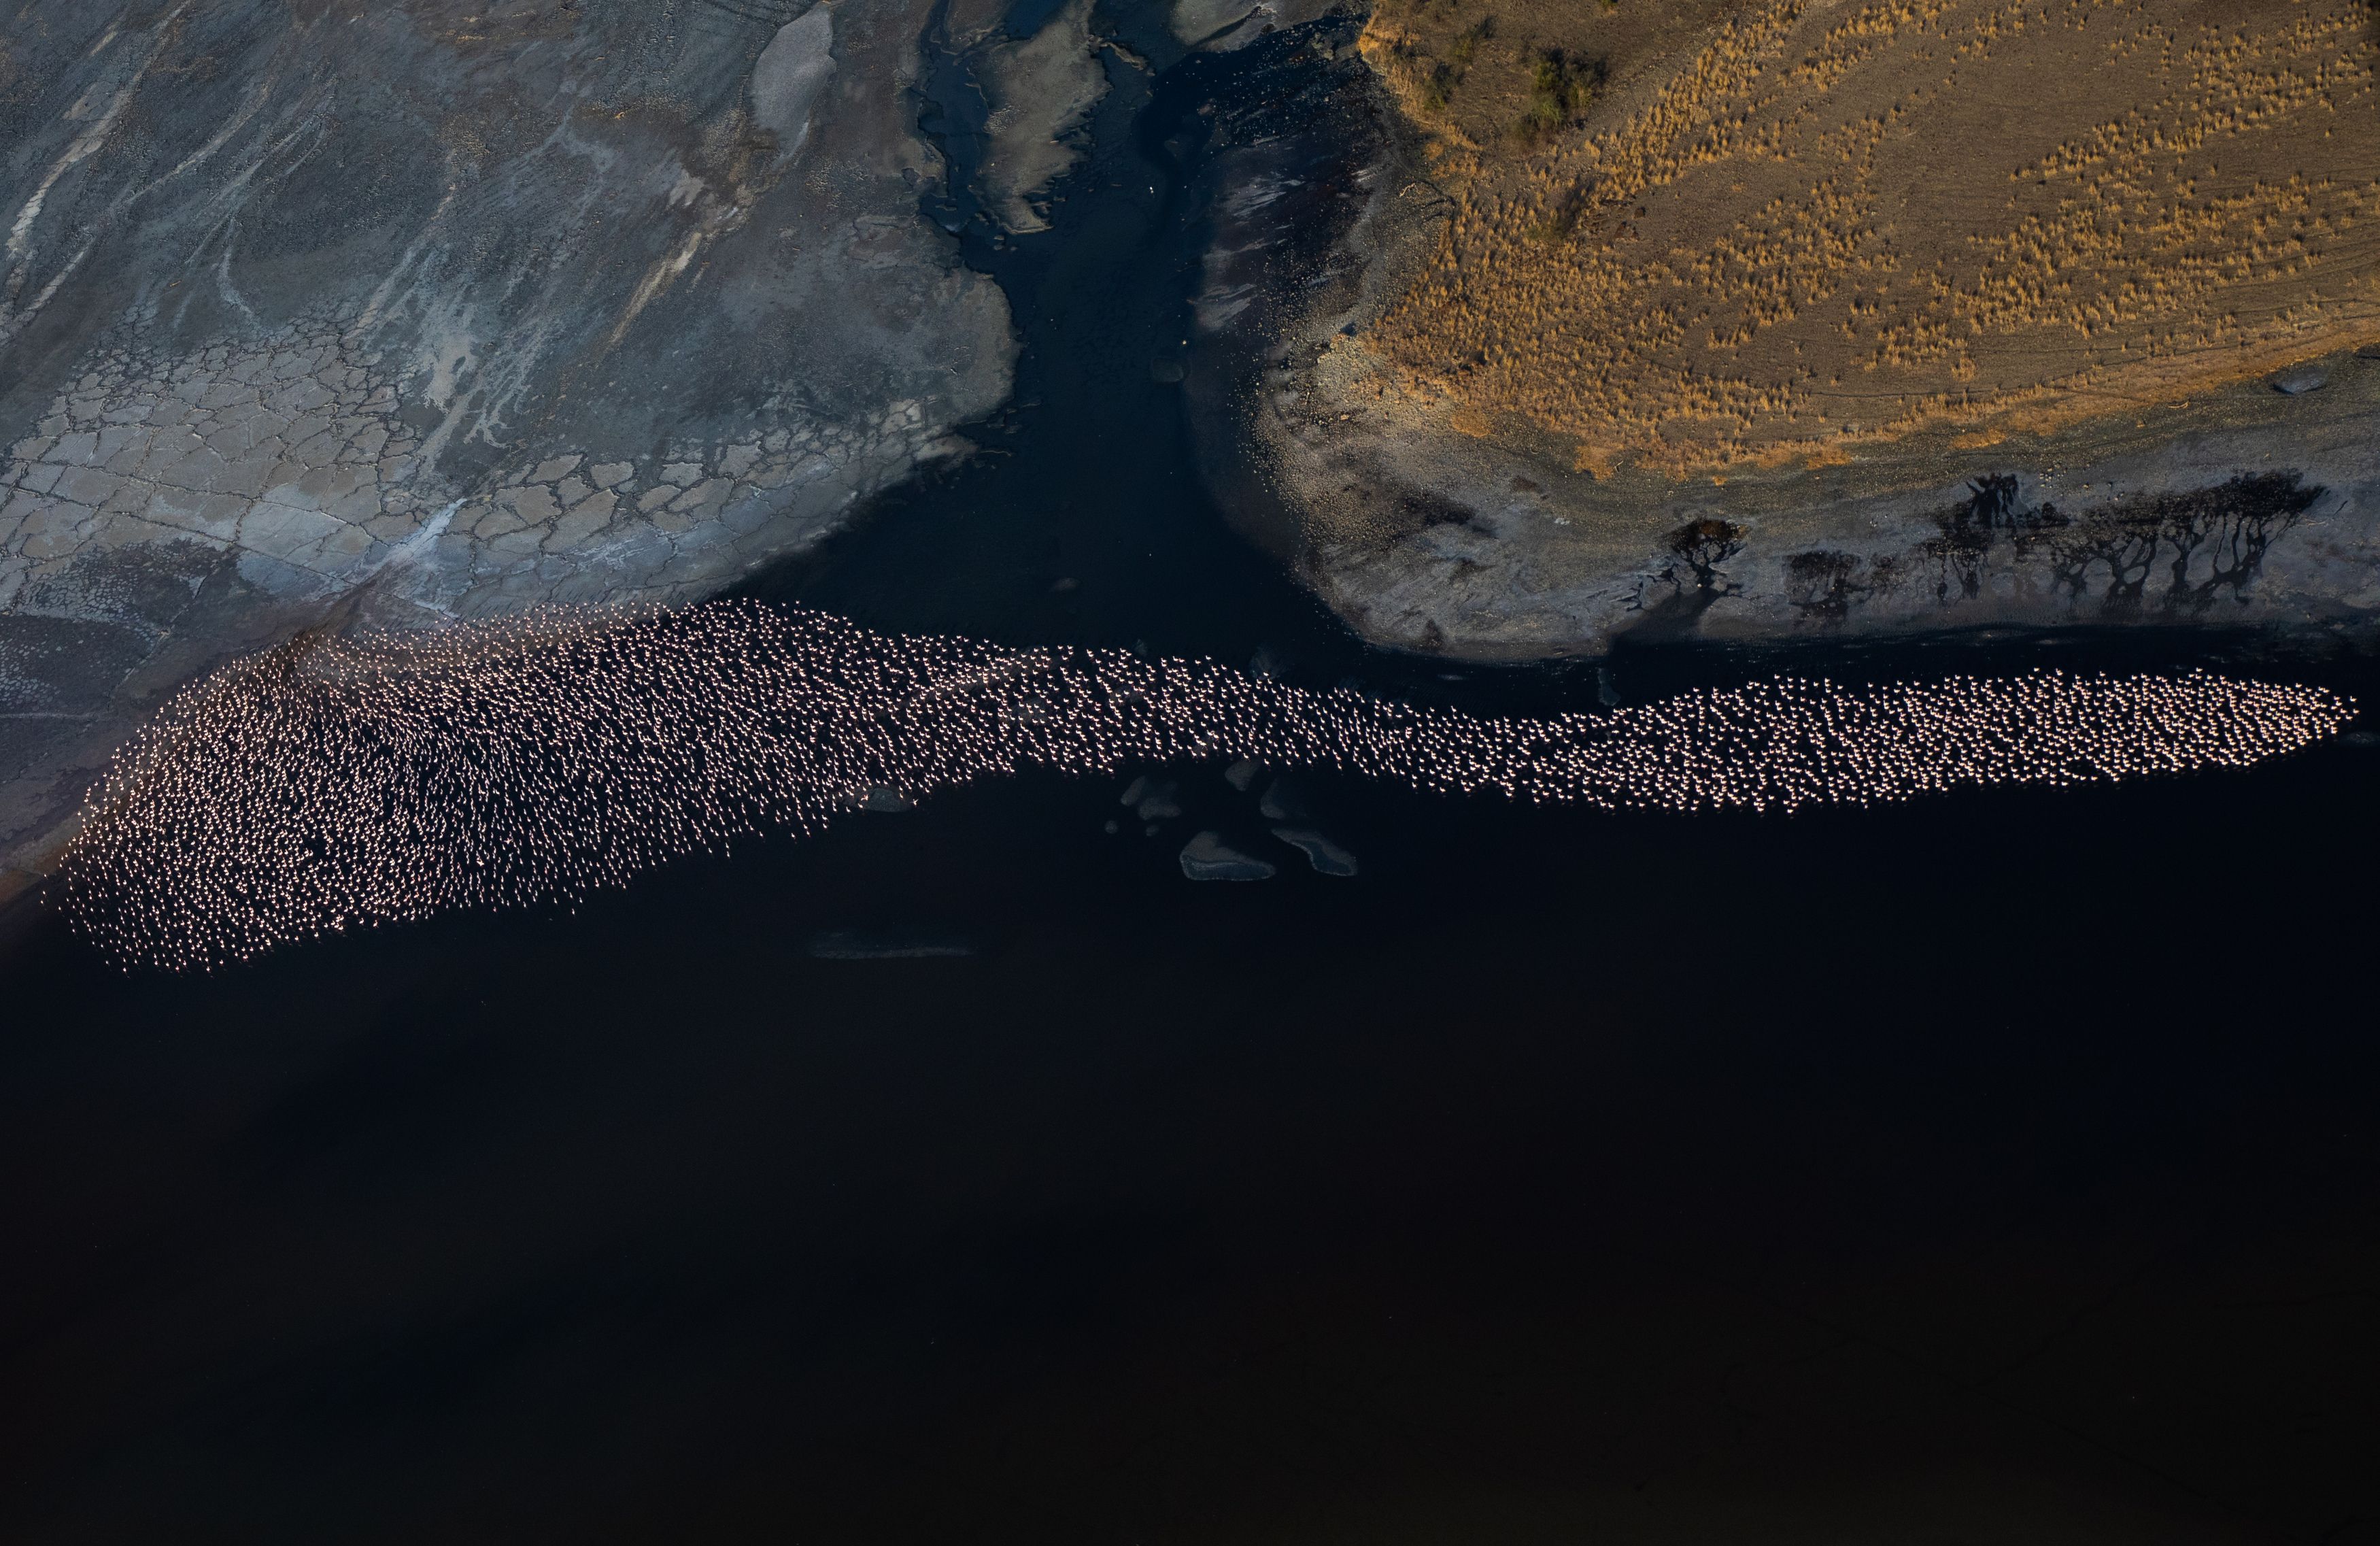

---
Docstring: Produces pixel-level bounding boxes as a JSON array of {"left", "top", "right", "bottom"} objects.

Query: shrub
[{"left": 1517, "top": 49, "right": 1600, "bottom": 144}]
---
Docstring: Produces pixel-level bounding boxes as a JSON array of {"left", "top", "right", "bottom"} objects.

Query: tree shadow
[
  {"left": 1786, "top": 549, "right": 1901, "bottom": 625},
  {"left": 1629, "top": 518, "right": 1744, "bottom": 639},
  {"left": 2043, "top": 472, "right": 2320, "bottom": 616},
  {"left": 1923, "top": 474, "right": 2069, "bottom": 603}
]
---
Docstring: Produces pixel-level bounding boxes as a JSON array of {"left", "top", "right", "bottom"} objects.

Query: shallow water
[{"left": 2, "top": 15, "right": 2377, "bottom": 1543}]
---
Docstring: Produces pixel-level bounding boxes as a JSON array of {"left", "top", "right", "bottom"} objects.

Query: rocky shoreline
[
  {"left": 1203, "top": 21, "right": 2380, "bottom": 661},
  {"left": 11, "top": 0, "right": 2378, "bottom": 921}
]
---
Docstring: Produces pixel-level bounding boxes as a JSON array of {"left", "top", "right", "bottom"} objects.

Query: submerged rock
[
  {"left": 1270, "top": 826, "right": 1357, "bottom": 876},
  {"left": 1121, "top": 776, "right": 1183, "bottom": 820},
  {"left": 1180, "top": 830, "right": 1275, "bottom": 880},
  {"left": 1257, "top": 776, "right": 1312, "bottom": 822}
]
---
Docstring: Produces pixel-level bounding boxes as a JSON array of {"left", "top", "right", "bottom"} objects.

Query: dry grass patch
[{"left": 1358, "top": 0, "right": 2380, "bottom": 477}]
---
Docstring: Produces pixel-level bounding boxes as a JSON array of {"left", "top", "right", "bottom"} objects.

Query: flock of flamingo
[{"left": 51, "top": 600, "right": 2356, "bottom": 970}]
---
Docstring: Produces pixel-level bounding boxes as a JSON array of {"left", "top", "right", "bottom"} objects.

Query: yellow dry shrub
[{"left": 1367, "top": 0, "right": 2380, "bottom": 476}]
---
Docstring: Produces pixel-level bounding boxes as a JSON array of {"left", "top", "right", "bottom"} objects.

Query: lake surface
[{"left": 3, "top": 20, "right": 2377, "bottom": 1543}]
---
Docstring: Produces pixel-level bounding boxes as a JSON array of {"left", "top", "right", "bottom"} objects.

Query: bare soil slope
[{"left": 1355, "top": 0, "right": 2380, "bottom": 477}]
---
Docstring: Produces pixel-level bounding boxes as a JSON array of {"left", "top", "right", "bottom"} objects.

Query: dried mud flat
[
  {"left": 1234, "top": 0, "right": 2380, "bottom": 656},
  {"left": 0, "top": 0, "right": 1019, "bottom": 903}
]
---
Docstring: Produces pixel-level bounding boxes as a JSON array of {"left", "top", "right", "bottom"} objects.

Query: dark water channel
[
  {"left": 2, "top": 12, "right": 2378, "bottom": 1543},
  {"left": 751, "top": 5, "right": 1370, "bottom": 677}
]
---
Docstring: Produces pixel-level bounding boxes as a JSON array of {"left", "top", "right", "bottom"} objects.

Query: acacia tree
[{"left": 1665, "top": 518, "right": 1745, "bottom": 592}]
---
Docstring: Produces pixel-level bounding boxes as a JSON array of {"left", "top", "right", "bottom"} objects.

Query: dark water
[{"left": 4, "top": 17, "right": 2379, "bottom": 1545}]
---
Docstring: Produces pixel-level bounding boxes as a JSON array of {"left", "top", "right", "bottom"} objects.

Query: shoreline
[{"left": 1206, "top": 18, "right": 2380, "bottom": 662}]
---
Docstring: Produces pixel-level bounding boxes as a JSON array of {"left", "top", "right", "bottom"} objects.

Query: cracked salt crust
[
  {"left": 0, "top": 313, "right": 424, "bottom": 612},
  {"left": 1, "top": 314, "right": 964, "bottom": 622}
]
